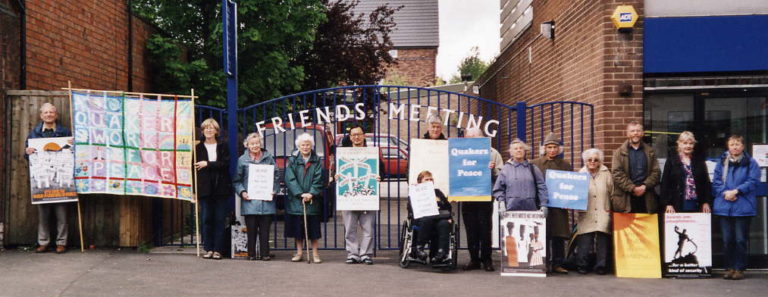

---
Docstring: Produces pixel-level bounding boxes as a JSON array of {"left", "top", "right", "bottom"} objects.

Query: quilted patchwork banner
[{"left": 71, "top": 91, "right": 195, "bottom": 201}]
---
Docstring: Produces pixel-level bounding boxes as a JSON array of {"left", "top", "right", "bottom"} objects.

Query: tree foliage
[
  {"left": 449, "top": 46, "right": 488, "bottom": 84},
  {"left": 132, "top": 0, "right": 326, "bottom": 107},
  {"left": 298, "top": 0, "right": 400, "bottom": 90}
]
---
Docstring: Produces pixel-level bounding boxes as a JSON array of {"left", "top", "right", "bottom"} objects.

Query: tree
[
  {"left": 449, "top": 46, "right": 488, "bottom": 84},
  {"left": 298, "top": 0, "right": 400, "bottom": 90},
  {"left": 132, "top": 0, "right": 326, "bottom": 107}
]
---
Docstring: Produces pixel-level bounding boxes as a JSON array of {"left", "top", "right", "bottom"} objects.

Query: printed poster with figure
[
  {"left": 500, "top": 211, "right": 547, "bottom": 277},
  {"left": 664, "top": 213, "right": 712, "bottom": 278},
  {"left": 28, "top": 137, "right": 78, "bottom": 204},
  {"left": 336, "top": 147, "right": 379, "bottom": 210}
]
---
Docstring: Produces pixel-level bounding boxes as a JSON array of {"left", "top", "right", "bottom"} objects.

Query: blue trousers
[
  {"left": 200, "top": 197, "right": 228, "bottom": 253},
  {"left": 718, "top": 216, "right": 751, "bottom": 271}
]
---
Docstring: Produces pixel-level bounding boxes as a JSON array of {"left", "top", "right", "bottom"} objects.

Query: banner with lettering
[
  {"left": 448, "top": 138, "right": 491, "bottom": 201},
  {"left": 663, "top": 213, "right": 712, "bottom": 278},
  {"left": 545, "top": 170, "right": 589, "bottom": 210},
  {"left": 614, "top": 213, "right": 662, "bottom": 278},
  {"left": 28, "top": 137, "right": 79, "bottom": 204},
  {"left": 71, "top": 91, "right": 194, "bottom": 200},
  {"left": 500, "top": 211, "right": 547, "bottom": 277}
]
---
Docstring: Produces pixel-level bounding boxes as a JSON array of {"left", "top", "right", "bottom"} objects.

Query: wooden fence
[{"left": 3, "top": 90, "right": 192, "bottom": 247}]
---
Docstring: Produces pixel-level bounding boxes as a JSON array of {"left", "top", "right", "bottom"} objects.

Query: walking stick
[{"left": 302, "top": 199, "right": 311, "bottom": 264}]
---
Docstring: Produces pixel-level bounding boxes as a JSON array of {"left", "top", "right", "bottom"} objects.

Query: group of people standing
[{"left": 26, "top": 106, "right": 760, "bottom": 280}]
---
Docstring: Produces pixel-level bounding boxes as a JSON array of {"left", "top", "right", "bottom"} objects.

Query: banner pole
[
  {"left": 191, "top": 88, "right": 201, "bottom": 258},
  {"left": 68, "top": 81, "right": 85, "bottom": 253}
]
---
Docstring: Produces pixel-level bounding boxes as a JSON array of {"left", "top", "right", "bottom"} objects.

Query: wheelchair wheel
[
  {"left": 398, "top": 221, "right": 411, "bottom": 268},
  {"left": 449, "top": 223, "right": 458, "bottom": 270}
]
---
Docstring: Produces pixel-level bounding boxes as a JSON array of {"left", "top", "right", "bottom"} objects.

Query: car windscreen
[{"left": 263, "top": 129, "right": 325, "bottom": 157}]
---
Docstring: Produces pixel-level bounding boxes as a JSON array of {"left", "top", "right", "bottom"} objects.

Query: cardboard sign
[
  {"left": 448, "top": 138, "right": 492, "bottom": 201},
  {"left": 28, "top": 137, "right": 78, "bottom": 204},
  {"left": 408, "top": 182, "right": 440, "bottom": 219},
  {"left": 614, "top": 213, "right": 662, "bottom": 278},
  {"left": 545, "top": 170, "right": 589, "bottom": 210},
  {"left": 247, "top": 164, "right": 275, "bottom": 201}
]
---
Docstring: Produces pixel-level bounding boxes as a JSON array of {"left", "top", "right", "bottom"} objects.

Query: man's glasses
[{"left": 586, "top": 159, "right": 600, "bottom": 163}]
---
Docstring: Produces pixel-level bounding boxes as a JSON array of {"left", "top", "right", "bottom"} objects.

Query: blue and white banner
[
  {"left": 545, "top": 170, "right": 589, "bottom": 210},
  {"left": 448, "top": 138, "right": 491, "bottom": 201}
]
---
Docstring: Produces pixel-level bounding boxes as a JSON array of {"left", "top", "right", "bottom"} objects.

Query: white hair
[
  {"left": 465, "top": 127, "right": 484, "bottom": 137},
  {"left": 426, "top": 114, "right": 443, "bottom": 125},
  {"left": 243, "top": 132, "right": 262, "bottom": 147},
  {"left": 40, "top": 102, "right": 57, "bottom": 113},
  {"left": 295, "top": 132, "right": 315, "bottom": 147},
  {"left": 581, "top": 148, "right": 604, "bottom": 163},
  {"left": 509, "top": 138, "right": 530, "bottom": 152}
]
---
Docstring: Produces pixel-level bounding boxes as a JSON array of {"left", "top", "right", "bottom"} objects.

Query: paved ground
[{"left": 0, "top": 248, "right": 766, "bottom": 297}]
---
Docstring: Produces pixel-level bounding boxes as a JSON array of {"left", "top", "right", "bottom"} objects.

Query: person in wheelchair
[{"left": 408, "top": 170, "right": 453, "bottom": 264}]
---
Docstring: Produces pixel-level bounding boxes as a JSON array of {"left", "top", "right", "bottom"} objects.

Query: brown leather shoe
[
  {"left": 35, "top": 245, "right": 48, "bottom": 253},
  {"left": 552, "top": 266, "right": 569, "bottom": 274},
  {"left": 731, "top": 270, "right": 745, "bottom": 280},
  {"left": 723, "top": 269, "right": 734, "bottom": 279},
  {"left": 55, "top": 245, "right": 67, "bottom": 254}
]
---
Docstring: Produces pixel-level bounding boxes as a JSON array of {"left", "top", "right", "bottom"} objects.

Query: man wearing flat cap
[{"left": 531, "top": 132, "right": 572, "bottom": 274}]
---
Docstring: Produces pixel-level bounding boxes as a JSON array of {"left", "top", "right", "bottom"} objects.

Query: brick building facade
[
  {"left": 386, "top": 48, "right": 438, "bottom": 87},
  {"left": 477, "top": 0, "right": 644, "bottom": 167}
]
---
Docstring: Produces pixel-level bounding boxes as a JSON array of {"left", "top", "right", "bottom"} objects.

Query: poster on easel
[
  {"left": 28, "top": 137, "right": 78, "bottom": 204},
  {"left": 614, "top": 213, "right": 662, "bottom": 278},
  {"left": 500, "top": 211, "right": 547, "bottom": 277},
  {"left": 336, "top": 147, "right": 379, "bottom": 210},
  {"left": 663, "top": 213, "right": 712, "bottom": 278}
]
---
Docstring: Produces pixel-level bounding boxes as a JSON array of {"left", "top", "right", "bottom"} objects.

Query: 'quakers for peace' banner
[{"left": 71, "top": 91, "right": 195, "bottom": 201}]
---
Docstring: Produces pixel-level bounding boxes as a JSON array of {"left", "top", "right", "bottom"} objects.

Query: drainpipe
[
  {"left": 126, "top": 0, "right": 133, "bottom": 91},
  {"left": 17, "top": 0, "right": 25, "bottom": 89}
]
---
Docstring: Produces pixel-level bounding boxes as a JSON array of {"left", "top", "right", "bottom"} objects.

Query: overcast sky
[{"left": 437, "top": 0, "right": 499, "bottom": 81}]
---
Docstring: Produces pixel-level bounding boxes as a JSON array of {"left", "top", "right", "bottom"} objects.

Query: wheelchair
[{"left": 398, "top": 215, "right": 458, "bottom": 271}]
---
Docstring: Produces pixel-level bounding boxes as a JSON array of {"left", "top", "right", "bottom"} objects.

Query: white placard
[
  {"left": 408, "top": 182, "right": 440, "bottom": 219},
  {"left": 409, "top": 139, "right": 450, "bottom": 196},
  {"left": 247, "top": 164, "right": 274, "bottom": 201}
]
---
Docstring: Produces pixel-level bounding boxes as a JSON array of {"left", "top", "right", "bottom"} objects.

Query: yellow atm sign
[{"left": 611, "top": 5, "right": 638, "bottom": 29}]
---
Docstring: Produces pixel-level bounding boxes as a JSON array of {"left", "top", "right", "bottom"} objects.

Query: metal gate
[{"left": 184, "top": 85, "right": 593, "bottom": 251}]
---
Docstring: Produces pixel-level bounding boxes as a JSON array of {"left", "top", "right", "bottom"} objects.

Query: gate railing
[{"left": 162, "top": 85, "right": 594, "bottom": 252}]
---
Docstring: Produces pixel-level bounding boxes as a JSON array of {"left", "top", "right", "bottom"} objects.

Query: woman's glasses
[{"left": 586, "top": 158, "right": 600, "bottom": 163}]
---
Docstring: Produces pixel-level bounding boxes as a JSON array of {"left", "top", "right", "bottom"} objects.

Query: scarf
[{"left": 721, "top": 152, "right": 744, "bottom": 182}]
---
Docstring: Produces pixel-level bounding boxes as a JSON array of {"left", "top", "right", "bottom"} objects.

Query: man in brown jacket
[
  {"left": 610, "top": 121, "right": 661, "bottom": 213},
  {"left": 531, "top": 132, "right": 572, "bottom": 274}
]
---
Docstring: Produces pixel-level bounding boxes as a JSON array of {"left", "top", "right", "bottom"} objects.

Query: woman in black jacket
[
  {"left": 660, "top": 131, "right": 712, "bottom": 213},
  {"left": 195, "top": 118, "right": 232, "bottom": 260}
]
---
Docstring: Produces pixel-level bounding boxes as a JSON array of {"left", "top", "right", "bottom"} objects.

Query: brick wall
[
  {"left": 386, "top": 48, "right": 437, "bottom": 87},
  {"left": 24, "top": 0, "right": 153, "bottom": 92},
  {"left": 477, "top": 0, "right": 644, "bottom": 167}
]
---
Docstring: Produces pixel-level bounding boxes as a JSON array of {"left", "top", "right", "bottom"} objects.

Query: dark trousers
[
  {"left": 574, "top": 232, "right": 610, "bottom": 271},
  {"left": 200, "top": 197, "right": 228, "bottom": 252},
  {"left": 415, "top": 217, "right": 451, "bottom": 251},
  {"left": 719, "top": 216, "right": 751, "bottom": 271},
  {"left": 245, "top": 215, "right": 273, "bottom": 258},
  {"left": 462, "top": 202, "right": 492, "bottom": 263},
  {"left": 549, "top": 236, "right": 566, "bottom": 268}
]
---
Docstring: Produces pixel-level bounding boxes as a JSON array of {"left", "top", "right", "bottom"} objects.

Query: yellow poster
[{"left": 613, "top": 213, "right": 661, "bottom": 278}]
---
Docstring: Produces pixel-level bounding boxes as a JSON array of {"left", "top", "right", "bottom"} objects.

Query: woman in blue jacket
[
  {"left": 712, "top": 135, "right": 760, "bottom": 280},
  {"left": 233, "top": 133, "right": 278, "bottom": 261}
]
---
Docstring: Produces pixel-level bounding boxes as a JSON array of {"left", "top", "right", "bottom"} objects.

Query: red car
[{"left": 334, "top": 134, "right": 408, "bottom": 177}]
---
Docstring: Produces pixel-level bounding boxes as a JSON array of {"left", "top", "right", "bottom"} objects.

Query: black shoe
[
  {"left": 595, "top": 267, "right": 607, "bottom": 275},
  {"left": 255, "top": 255, "right": 263, "bottom": 260},
  {"left": 346, "top": 257, "right": 359, "bottom": 264},
  {"left": 577, "top": 267, "right": 589, "bottom": 274},
  {"left": 261, "top": 256, "right": 271, "bottom": 261},
  {"left": 361, "top": 257, "right": 374, "bottom": 265},
  {"left": 414, "top": 245, "right": 428, "bottom": 260},
  {"left": 431, "top": 249, "right": 447, "bottom": 263},
  {"left": 482, "top": 261, "right": 495, "bottom": 272},
  {"left": 462, "top": 261, "right": 481, "bottom": 271}
]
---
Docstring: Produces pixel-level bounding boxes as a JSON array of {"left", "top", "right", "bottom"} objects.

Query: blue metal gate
[{"left": 176, "top": 85, "right": 593, "bottom": 251}]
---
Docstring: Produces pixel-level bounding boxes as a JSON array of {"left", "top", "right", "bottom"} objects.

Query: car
[
  {"left": 334, "top": 133, "right": 409, "bottom": 151},
  {"left": 379, "top": 146, "right": 408, "bottom": 178}
]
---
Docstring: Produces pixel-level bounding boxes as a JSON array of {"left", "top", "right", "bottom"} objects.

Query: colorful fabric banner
[
  {"left": 614, "top": 213, "right": 662, "bottom": 278},
  {"left": 545, "top": 170, "right": 589, "bottom": 210},
  {"left": 448, "top": 137, "right": 492, "bottom": 201},
  {"left": 336, "top": 147, "right": 380, "bottom": 211},
  {"left": 500, "top": 211, "right": 547, "bottom": 277},
  {"left": 663, "top": 213, "right": 712, "bottom": 278},
  {"left": 28, "top": 137, "right": 79, "bottom": 204},
  {"left": 71, "top": 91, "right": 194, "bottom": 200}
]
